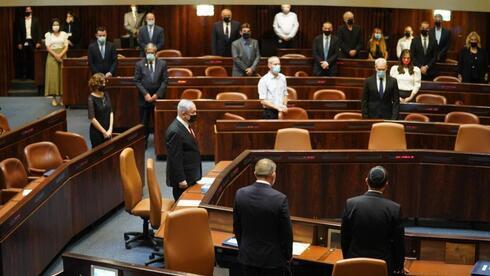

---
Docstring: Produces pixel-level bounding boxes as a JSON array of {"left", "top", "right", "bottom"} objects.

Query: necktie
[
  {"left": 225, "top": 23, "right": 230, "bottom": 38},
  {"left": 100, "top": 45, "right": 105, "bottom": 59},
  {"left": 149, "top": 26, "right": 153, "bottom": 40},
  {"left": 189, "top": 125, "right": 196, "bottom": 139},
  {"left": 379, "top": 78, "right": 384, "bottom": 98},
  {"left": 150, "top": 63, "right": 155, "bottom": 81},
  {"left": 324, "top": 36, "right": 330, "bottom": 60},
  {"left": 423, "top": 37, "right": 427, "bottom": 55},
  {"left": 68, "top": 24, "right": 71, "bottom": 33}
]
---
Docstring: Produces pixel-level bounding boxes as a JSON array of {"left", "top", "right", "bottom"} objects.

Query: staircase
[{"left": 8, "top": 79, "right": 39, "bottom": 96}]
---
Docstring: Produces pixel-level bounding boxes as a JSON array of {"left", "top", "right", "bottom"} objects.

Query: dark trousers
[
  {"left": 242, "top": 264, "right": 288, "bottom": 276},
  {"left": 263, "top": 108, "right": 279, "bottom": 119},
  {"left": 276, "top": 36, "right": 297, "bottom": 49},
  {"left": 18, "top": 39, "right": 35, "bottom": 79},
  {"left": 139, "top": 103, "right": 154, "bottom": 140}
]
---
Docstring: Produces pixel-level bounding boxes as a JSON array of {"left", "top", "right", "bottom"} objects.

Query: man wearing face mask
[
  {"left": 410, "top": 21, "right": 437, "bottom": 80},
  {"left": 211, "top": 9, "right": 241, "bottom": 57},
  {"left": 361, "top": 58, "right": 400, "bottom": 120},
  {"left": 337, "top": 11, "right": 363, "bottom": 59},
  {"left": 273, "top": 4, "right": 299, "bottom": 49},
  {"left": 258, "top": 56, "right": 288, "bottom": 119},
  {"left": 15, "top": 6, "right": 41, "bottom": 80},
  {"left": 134, "top": 43, "right": 169, "bottom": 142},
  {"left": 429, "top": 14, "right": 452, "bottom": 62},
  {"left": 137, "top": 13, "right": 164, "bottom": 55},
  {"left": 312, "top": 21, "right": 340, "bottom": 76},
  {"left": 396, "top": 26, "right": 413, "bottom": 58},
  {"left": 123, "top": 5, "right": 145, "bottom": 48},
  {"left": 62, "top": 10, "right": 81, "bottom": 49},
  {"left": 88, "top": 26, "right": 117, "bottom": 77},
  {"left": 165, "top": 99, "right": 202, "bottom": 201},
  {"left": 231, "top": 23, "right": 261, "bottom": 76}
]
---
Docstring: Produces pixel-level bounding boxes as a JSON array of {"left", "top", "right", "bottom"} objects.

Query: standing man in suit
[
  {"left": 410, "top": 21, "right": 437, "bottom": 80},
  {"left": 312, "top": 21, "right": 340, "bottom": 76},
  {"left": 361, "top": 58, "right": 400, "bottom": 120},
  {"left": 429, "top": 14, "right": 452, "bottom": 62},
  {"left": 15, "top": 6, "right": 41, "bottom": 80},
  {"left": 273, "top": 4, "right": 299, "bottom": 49},
  {"left": 134, "top": 43, "right": 169, "bottom": 142},
  {"left": 233, "top": 158, "right": 293, "bottom": 276},
  {"left": 137, "top": 13, "right": 164, "bottom": 54},
  {"left": 211, "top": 9, "right": 241, "bottom": 57},
  {"left": 337, "top": 11, "right": 362, "bottom": 59},
  {"left": 231, "top": 23, "right": 261, "bottom": 76},
  {"left": 165, "top": 99, "right": 202, "bottom": 201},
  {"left": 341, "top": 166, "right": 405, "bottom": 276},
  {"left": 124, "top": 5, "right": 145, "bottom": 39},
  {"left": 88, "top": 26, "right": 117, "bottom": 77},
  {"left": 62, "top": 10, "right": 81, "bottom": 49}
]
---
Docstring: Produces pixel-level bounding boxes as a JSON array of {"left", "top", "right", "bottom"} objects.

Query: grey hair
[
  {"left": 145, "top": 43, "right": 157, "bottom": 53},
  {"left": 268, "top": 56, "right": 280, "bottom": 65},
  {"left": 254, "top": 158, "right": 277, "bottom": 177},
  {"left": 177, "top": 99, "right": 194, "bottom": 114},
  {"left": 374, "top": 58, "right": 387, "bottom": 68}
]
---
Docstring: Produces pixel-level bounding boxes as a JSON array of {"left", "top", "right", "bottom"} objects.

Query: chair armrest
[{"left": 28, "top": 168, "right": 46, "bottom": 176}]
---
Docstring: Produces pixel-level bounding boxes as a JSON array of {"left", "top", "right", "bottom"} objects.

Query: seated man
[
  {"left": 231, "top": 23, "right": 261, "bottom": 76},
  {"left": 312, "top": 21, "right": 340, "bottom": 76}
]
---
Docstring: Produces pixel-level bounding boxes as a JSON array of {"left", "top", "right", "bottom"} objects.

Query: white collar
[
  {"left": 176, "top": 115, "right": 189, "bottom": 129},
  {"left": 256, "top": 180, "right": 271, "bottom": 185},
  {"left": 368, "top": 189, "right": 383, "bottom": 194}
]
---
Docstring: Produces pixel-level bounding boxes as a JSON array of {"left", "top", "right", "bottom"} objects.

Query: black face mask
[
  {"left": 188, "top": 114, "right": 197, "bottom": 123},
  {"left": 470, "top": 42, "right": 478, "bottom": 48},
  {"left": 420, "top": 30, "right": 428, "bottom": 36},
  {"left": 24, "top": 12, "right": 31, "bottom": 17},
  {"left": 346, "top": 19, "right": 354, "bottom": 25},
  {"left": 242, "top": 32, "right": 250, "bottom": 39},
  {"left": 323, "top": 31, "right": 331, "bottom": 36},
  {"left": 223, "top": 17, "right": 231, "bottom": 23},
  {"left": 435, "top": 21, "right": 442, "bottom": 28},
  {"left": 98, "top": 84, "right": 106, "bottom": 91},
  {"left": 405, "top": 32, "right": 411, "bottom": 38}
]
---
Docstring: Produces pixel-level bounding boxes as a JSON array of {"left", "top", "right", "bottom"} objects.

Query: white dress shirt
[
  {"left": 258, "top": 72, "right": 288, "bottom": 108},
  {"left": 176, "top": 116, "right": 191, "bottom": 133},
  {"left": 435, "top": 28, "right": 442, "bottom": 44},
  {"left": 25, "top": 16, "right": 32, "bottom": 39},
  {"left": 396, "top": 36, "right": 413, "bottom": 58},
  {"left": 323, "top": 34, "right": 331, "bottom": 61},
  {"left": 222, "top": 22, "right": 231, "bottom": 38},
  {"left": 376, "top": 76, "right": 386, "bottom": 94},
  {"left": 389, "top": 65, "right": 421, "bottom": 94},
  {"left": 272, "top": 12, "right": 299, "bottom": 39}
]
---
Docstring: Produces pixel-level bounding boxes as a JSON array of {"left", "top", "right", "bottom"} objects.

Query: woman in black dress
[
  {"left": 457, "top": 32, "right": 488, "bottom": 83},
  {"left": 88, "top": 73, "right": 113, "bottom": 148}
]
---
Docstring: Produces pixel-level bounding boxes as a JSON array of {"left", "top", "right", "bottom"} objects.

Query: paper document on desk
[
  {"left": 22, "top": 189, "right": 32, "bottom": 196},
  {"left": 222, "top": 237, "right": 238, "bottom": 247},
  {"left": 176, "top": 199, "right": 201, "bottom": 207},
  {"left": 197, "top": 177, "right": 215, "bottom": 185},
  {"left": 292, "top": 242, "right": 310, "bottom": 256}
]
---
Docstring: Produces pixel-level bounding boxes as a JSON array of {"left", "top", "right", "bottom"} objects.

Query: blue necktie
[
  {"left": 150, "top": 63, "right": 155, "bottom": 82},
  {"left": 324, "top": 36, "right": 330, "bottom": 60},
  {"left": 149, "top": 26, "right": 153, "bottom": 40},
  {"left": 379, "top": 78, "right": 384, "bottom": 98},
  {"left": 100, "top": 44, "right": 105, "bottom": 59}
]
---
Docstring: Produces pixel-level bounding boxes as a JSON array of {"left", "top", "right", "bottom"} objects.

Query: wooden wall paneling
[{"left": 0, "top": 8, "right": 15, "bottom": 96}]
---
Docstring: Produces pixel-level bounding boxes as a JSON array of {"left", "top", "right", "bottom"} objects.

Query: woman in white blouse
[
  {"left": 389, "top": 49, "right": 421, "bottom": 103},
  {"left": 396, "top": 26, "right": 413, "bottom": 58},
  {"left": 44, "top": 18, "right": 69, "bottom": 106}
]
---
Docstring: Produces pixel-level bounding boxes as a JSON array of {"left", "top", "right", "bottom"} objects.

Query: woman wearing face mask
[
  {"left": 368, "top": 28, "right": 388, "bottom": 60},
  {"left": 457, "top": 32, "right": 488, "bottom": 84},
  {"left": 44, "top": 18, "right": 69, "bottom": 106},
  {"left": 87, "top": 73, "right": 113, "bottom": 148},
  {"left": 389, "top": 49, "right": 421, "bottom": 103},
  {"left": 396, "top": 26, "right": 413, "bottom": 58}
]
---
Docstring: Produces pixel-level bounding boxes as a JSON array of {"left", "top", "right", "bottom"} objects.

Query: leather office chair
[
  {"left": 404, "top": 113, "right": 430, "bottom": 122},
  {"left": 279, "top": 107, "right": 308, "bottom": 120},
  {"left": 198, "top": 55, "right": 223, "bottom": 59},
  {"left": 368, "top": 122, "right": 407, "bottom": 150},
  {"left": 433, "top": 75, "right": 461, "bottom": 83},
  {"left": 312, "top": 89, "right": 346, "bottom": 100},
  {"left": 416, "top": 94, "right": 447, "bottom": 105},
  {"left": 164, "top": 208, "right": 215, "bottom": 275},
  {"left": 52, "top": 131, "right": 89, "bottom": 160},
  {"left": 167, "top": 68, "right": 193, "bottom": 77},
  {"left": 0, "top": 158, "right": 31, "bottom": 191},
  {"left": 444, "top": 111, "right": 480, "bottom": 124},
  {"left": 205, "top": 66, "right": 228, "bottom": 77},
  {"left": 156, "top": 49, "right": 182, "bottom": 58},
  {"left": 287, "top": 87, "right": 297, "bottom": 100},
  {"left": 181, "top": 89, "right": 203, "bottom": 100},
  {"left": 0, "top": 113, "right": 10, "bottom": 134},
  {"left": 24, "top": 141, "right": 64, "bottom": 176},
  {"left": 454, "top": 124, "right": 490, "bottom": 153},
  {"left": 281, "top": 53, "right": 306, "bottom": 58},
  {"left": 334, "top": 112, "right": 363, "bottom": 120},
  {"left": 332, "top": 258, "right": 388, "bottom": 276},
  {"left": 223, "top": 113, "right": 246, "bottom": 120},
  {"left": 274, "top": 128, "right": 312, "bottom": 150},
  {"left": 119, "top": 148, "right": 157, "bottom": 249},
  {"left": 216, "top": 92, "right": 248, "bottom": 100},
  {"left": 294, "top": 70, "right": 309, "bottom": 77}
]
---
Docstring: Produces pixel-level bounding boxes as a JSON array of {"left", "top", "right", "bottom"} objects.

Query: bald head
[
  {"left": 221, "top": 9, "right": 232, "bottom": 21},
  {"left": 343, "top": 11, "right": 354, "bottom": 21}
]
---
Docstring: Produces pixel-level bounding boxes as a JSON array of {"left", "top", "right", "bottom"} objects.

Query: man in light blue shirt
[{"left": 258, "top": 56, "right": 288, "bottom": 119}]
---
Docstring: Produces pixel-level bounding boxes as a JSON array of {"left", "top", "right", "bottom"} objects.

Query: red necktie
[{"left": 189, "top": 125, "right": 196, "bottom": 139}]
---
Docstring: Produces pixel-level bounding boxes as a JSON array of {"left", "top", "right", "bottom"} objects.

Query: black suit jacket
[
  {"left": 233, "top": 182, "right": 293, "bottom": 268},
  {"left": 211, "top": 20, "right": 241, "bottom": 57},
  {"left": 457, "top": 47, "right": 489, "bottom": 83},
  {"left": 134, "top": 58, "right": 169, "bottom": 106},
  {"left": 88, "top": 41, "right": 117, "bottom": 75},
  {"left": 337, "top": 24, "right": 362, "bottom": 58},
  {"left": 16, "top": 16, "right": 41, "bottom": 45},
  {"left": 137, "top": 25, "right": 164, "bottom": 52},
  {"left": 361, "top": 75, "right": 400, "bottom": 120},
  {"left": 429, "top": 27, "right": 451, "bottom": 61},
  {"left": 410, "top": 35, "right": 437, "bottom": 75},
  {"left": 62, "top": 18, "right": 81, "bottom": 48},
  {"left": 165, "top": 119, "right": 202, "bottom": 188},
  {"left": 312, "top": 34, "right": 340, "bottom": 76},
  {"left": 341, "top": 191, "right": 405, "bottom": 275}
]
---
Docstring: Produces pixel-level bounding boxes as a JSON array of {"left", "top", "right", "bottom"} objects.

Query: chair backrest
[
  {"left": 156, "top": 49, "right": 182, "bottom": 58},
  {"left": 368, "top": 122, "right": 407, "bottom": 150},
  {"left": 24, "top": 141, "right": 64, "bottom": 174},
  {"left": 287, "top": 87, "right": 297, "bottom": 100},
  {"left": 334, "top": 112, "right": 363, "bottom": 120},
  {"left": 119, "top": 148, "right": 143, "bottom": 213},
  {"left": 312, "top": 89, "right": 346, "bottom": 100},
  {"left": 216, "top": 92, "right": 248, "bottom": 100},
  {"left": 281, "top": 53, "right": 306, "bottom": 58},
  {"left": 167, "top": 68, "right": 193, "bottom": 77},
  {"left": 444, "top": 111, "right": 480, "bottom": 124},
  {"left": 223, "top": 113, "right": 245, "bottom": 120},
  {"left": 332, "top": 258, "right": 388, "bottom": 276},
  {"left": 416, "top": 94, "right": 447, "bottom": 105},
  {"left": 433, "top": 75, "right": 461, "bottom": 83},
  {"left": 404, "top": 113, "right": 430, "bottom": 122},
  {"left": 205, "top": 66, "right": 228, "bottom": 77},
  {"left": 164, "top": 208, "right": 215, "bottom": 276},
  {"left": 181, "top": 89, "right": 203, "bottom": 100},
  {"left": 198, "top": 55, "right": 223, "bottom": 59},
  {"left": 294, "top": 70, "right": 309, "bottom": 77},
  {"left": 0, "top": 158, "right": 28, "bottom": 189},
  {"left": 274, "top": 128, "right": 312, "bottom": 150},
  {"left": 52, "top": 131, "right": 89, "bottom": 159},
  {"left": 454, "top": 124, "right": 490, "bottom": 153},
  {"left": 0, "top": 113, "right": 10, "bottom": 134},
  {"left": 146, "top": 158, "right": 162, "bottom": 228},
  {"left": 279, "top": 107, "right": 309, "bottom": 120}
]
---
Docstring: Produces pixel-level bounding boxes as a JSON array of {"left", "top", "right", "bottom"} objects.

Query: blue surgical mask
[
  {"left": 272, "top": 65, "right": 281, "bottom": 74},
  {"left": 97, "top": 36, "right": 106, "bottom": 44},
  {"left": 146, "top": 53, "right": 155, "bottom": 62},
  {"left": 377, "top": 70, "right": 386, "bottom": 79},
  {"left": 374, "top": 33, "right": 382, "bottom": 40}
]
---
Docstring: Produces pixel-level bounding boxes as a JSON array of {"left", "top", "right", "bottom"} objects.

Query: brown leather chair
[
  {"left": 216, "top": 92, "right": 248, "bottom": 100},
  {"left": 167, "top": 68, "right": 193, "bottom": 77},
  {"left": 119, "top": 148, "right": 156, "bottom": 249},
  {"left": 334, "top": 112, "right": 363, "bottom": 120},
  {"left": 404, "top": 113, "right": 430, "bottom": 122},
  {"left": 287, "top": 87, "right": 297, "bottom": 100},
  {"left": 368, "top": 122, "right": 407, "bottom": 150},
  {"left": 24, "top": 141, "right": 64, "bottom": 176},
  {"left": 281, "top": 53, "right": 306, "bottom": 58},
  {"left": 0, "top": 158, "right": 31, "bottom": 191},
  {"left": 312, "top": 89, "right": 346, "bottom": 100},
  {"left": 274, "top": 128, "right": 312, "bottom": 150},
  {"left": 0, "top": 113, "right": 10, "bottom": 134},
  {"left": 164, "top": 208, "right": 215, "bottom": 275},
  {"left": 181, "top": 89, "right": 203, "bottom": 100},
  {"left": 156, "top": 49, "right": 182, "bottom": 58},
  {"left": 117, "top": 54, "right": 126, "bottom": 59},
  {"left": 332, "top": 258, "right": 388, "bottom": 276},
  {"left": 416, "top": 94, "right": 447, "bottom": 105},
  {"left": 205, "top": 66, "right": 228, "bottom": 77},
  {"left": 52, "top": 131, "right": 89, "bottom": 160},
  {"left": 444, "top": 111, "right": 480, "bottom": 124},
  {"left": 198, "top": 55, "right": 223, "bottom": 59},
  {"left": 223, "top": 113, "right": 246, "bottom": 120},
  {"left": 433, "top": 75, "right": 461, "bottom": 83},
  {"left": 454, "top": 124, "right": 490, "bottom": 153},
  {"left": 294, "top": 70, "right": 309, "bottom": 77},
  {"left": 279, "top": 107, "right": 309, "bottom": 120}
]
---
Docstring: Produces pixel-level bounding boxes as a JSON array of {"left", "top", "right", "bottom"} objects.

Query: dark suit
[
  {"left": 165, "top": 118, "right": 202, "bottom": 200},
  {"left": 361, "top": 75, "right": 400, "bottom": 120},
  {"left": 341, "top": 191, "right": 405, "bottom": 276},
  {"left": 211, "top": 20, "right": 241, "bottom": 57},
  {"left": 15, "top": 16, "right": 41, "bottom": 79},
  {"left": 312, "top": 34, "right": 340, "bottom": 76},
  {"left": 410, "top": 35, "right": 437, "bottom": 80},
  {"left": 134, "top": 58, "right": 168, "bottom": 139},
  {"left": 457, "top": 47, "right": 488, "bottom": 83},
  {"left": 337, "top": 24, "right": 362, "bottom": 58},
  {"left": 429, "top": 27, "right": 451, "bottom": 62},
  {"left": 137, "top": 25, "right": 164, "bottom": 53},
  {"left": 233, "top": 182, "right": 293, "bottom": 274},
  {"left": 62, "top": 18, "right": 81, "bottom": 48},
  {"left": 231, "top": 38, "right": 261, "bottom": 76},
  {"left": 88, "top": 41, "right": 117, "bottom": 76}
]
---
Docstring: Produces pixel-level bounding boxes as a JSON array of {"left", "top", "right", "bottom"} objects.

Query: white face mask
[
  {"left": 52, "top": 25, "right": 60, "bottom": 32},
  {"left": 147, "top": 20, "right": 155, "bottom": 26},
  {"left": 131, "top": 6, "right": 137, "bottom": 12}
]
